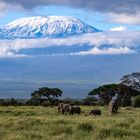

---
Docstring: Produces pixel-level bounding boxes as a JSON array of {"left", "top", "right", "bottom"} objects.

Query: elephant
[
  {"left": 89, "top": 109, "right": 101, "bottom": 116},
  {"left": 109, "top": 99, "right": 119, "bottom": 115},
  {"left": 61, "top": 104, "right": 71, "bottom": 114},
  {"left": 58, "top": 103, "right": 70, "bottom": 114},
  {"left": 67, "top": 106, "right": 81, "bottom": 115},
  {"left": 58, "top": 103, "right": 64, "bottom": 114}
]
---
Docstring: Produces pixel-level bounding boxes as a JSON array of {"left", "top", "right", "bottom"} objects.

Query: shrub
[
  {"left": 121, "top": 97, "right": 131, "bottom": 107},
  {"left": 41, "top": 100, "right": 51, "bottom": 107},
  {"left": 132, "top": 96, "right": 140, "bottom": 107}
]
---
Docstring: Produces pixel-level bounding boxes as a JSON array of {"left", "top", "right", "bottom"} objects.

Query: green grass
[{"left": 0, "top": 106, "right": 140, "bottom": 140}]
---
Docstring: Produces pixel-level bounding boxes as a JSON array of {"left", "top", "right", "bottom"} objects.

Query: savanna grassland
[{"left": 0, "top": 106, "right": 140, "bottom": 140}]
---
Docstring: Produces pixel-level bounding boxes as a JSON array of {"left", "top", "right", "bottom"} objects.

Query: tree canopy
[
  {"left": 121, "top": 72, "right": 140, "bottom": 92},
  {"left": 31, "top": 87, "right": 62, "bottom": 105},
  {"left": 88, "top": 72, "right": 140, "bottom": 105},
  {"left": 89, "top": 84, "right": 120, "bottom": 104}
]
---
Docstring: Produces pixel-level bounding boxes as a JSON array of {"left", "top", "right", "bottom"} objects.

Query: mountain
[{"left": 0, "top": 16, "right": 100, "bottom": 39}]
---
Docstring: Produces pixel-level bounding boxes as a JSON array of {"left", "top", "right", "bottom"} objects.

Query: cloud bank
[
  {"left": 0, "top": 1, "right": 23, "bottom": 18},
  {"left": 0, "top": 0, "right": 140, "bottom": 25},
  {"left": 70, "top": 47, "right": 135, "bottom": 55},
  {"left": 1, "top": 0, "right": 139, "bottom": 15},
  {"left": 108, "top": 13, "right": 140, "bottom": 25},
  {"left": 0, "top": 31, "right": 139, "bottom": 57}
]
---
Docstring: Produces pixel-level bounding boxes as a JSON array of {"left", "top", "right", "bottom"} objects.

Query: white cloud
[
  {"left": 70, "top": 47, "right": 135, "bottom": 55},
  {"left": 0, "top": 1, "right": 24, "bottom": 18},
  {"left": 110, "top": 26, "right": 127, "bottom": 32},
  {"left": 0, "top": 31, "right": 140, "bottom": 57},
  {"left": 108, "top": 13, "right": 140, "bottom": 25}
]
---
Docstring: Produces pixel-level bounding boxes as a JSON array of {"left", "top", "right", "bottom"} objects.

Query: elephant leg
[{"left": 62, "top": 109, "right": 65, "bottom": 114}]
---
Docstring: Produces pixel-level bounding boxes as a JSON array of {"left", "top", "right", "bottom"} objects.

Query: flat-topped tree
[
  {"left": 88, "top": 84, "right": 120, "bottom": 105},
  {"left": 88, "top": 73, "right": 140, "bottom": 106},
  {"left": 31, "top": 87, "right": 62, "bottom": 105},
  {"left": 119, "top": 72, "right": 140, "bottom": 106},
  {"left": 121, "top": 72, "right": 140, "bottom": 92}
]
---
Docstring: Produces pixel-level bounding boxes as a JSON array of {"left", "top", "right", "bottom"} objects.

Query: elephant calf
[{"left": 89, "top": 109, "right": 101, "bottom": 116}]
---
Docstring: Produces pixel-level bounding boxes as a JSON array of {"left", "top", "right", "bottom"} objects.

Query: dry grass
[{"left": 0, "top": 106, "right": 140, "bottom": 140}]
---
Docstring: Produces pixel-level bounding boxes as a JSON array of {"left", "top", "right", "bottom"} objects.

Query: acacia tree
[
  {"left": 120, "top": 72, "right": 140, "bottom": 106},
  {"left": 88, "top": 84, "right": 120, "bottom": 104},
  {"left": 31, "top": 87, "right": 62, "bottom": 105},
  {"left": 88, "top": 73, "right": 140, "bottom": 106},
  {"left": 121, "top": 72, "right": 140, "bottom": 92}
]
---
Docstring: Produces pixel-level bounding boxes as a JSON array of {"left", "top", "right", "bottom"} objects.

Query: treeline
[
  {"left": 0, "top": 96, "right": 140, "bottom": 107},
  {"left": 0, "top": 98, "right": 97, "bottom": 106},
  {"left": 0, "top": 98, "right": 26, "bottom": 106},
  {"left": 0, "top": 72, "right": 140, "bottom": 107}
]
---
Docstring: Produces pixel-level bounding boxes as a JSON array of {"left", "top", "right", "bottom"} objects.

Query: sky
[
  {"left": 0, "top": 0, "right": 140, "bottom": 98},
  {"left": 0, "top": 0, "right": 140, "bottom": 57},
  {"left": 0, "top": 0, "right": 140, "bottom": 31}
]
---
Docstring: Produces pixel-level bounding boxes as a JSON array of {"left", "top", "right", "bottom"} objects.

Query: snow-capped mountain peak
[{"left": 0, "top": 16, "right": 100, "bottom": 39}]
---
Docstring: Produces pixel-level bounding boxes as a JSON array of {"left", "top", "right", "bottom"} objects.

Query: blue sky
[
  {"left": 0, "top": 5, "right": 140, "bottom": 31},
  {"left": 0, "top": 0, "right": 140, "bottom": 98}
]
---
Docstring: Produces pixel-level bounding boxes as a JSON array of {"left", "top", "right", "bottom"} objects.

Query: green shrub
[
  {"left": 41, "top": 100, "right": 51, "bottom": 107},
  {"left": 121, "top": 97, "right": 131, "bottom": 107},
  {"left": 132, "top": 96, "right": 140, "bottom": 107}
]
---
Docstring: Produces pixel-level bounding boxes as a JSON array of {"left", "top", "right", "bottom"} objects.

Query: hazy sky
[{"left": 0, "top": 0, "right": 140, "bottom": 31}]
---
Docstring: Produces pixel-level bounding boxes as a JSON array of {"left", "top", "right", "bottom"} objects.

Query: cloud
[
  {"left": 110, "top": 26, "right": 127, "bottom": 32},
  {"left": 0, "top": 1, "right": 23, "bottom": 18},
  {"left": 0, "top": 1, "right": 140, "bottom": 25},
  {"left": 108, "top": 13, "right": 140, "bottom": 25},
  {"left": 1, "top": 0, "right": 140, "bottom": 15},
  {"left": 70, "top": 47, "right": 135, "bottom": 55},
  {"left": 0, "top": 31, "right": 140, "bottom": 57},
  {"left": 2, "top": 0, "right": 140, "bottom": 14}
]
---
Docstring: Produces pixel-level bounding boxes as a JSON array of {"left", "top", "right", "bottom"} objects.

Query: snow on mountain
[{"left": 0, "top": 16, "right": 100, "bottom": 39}]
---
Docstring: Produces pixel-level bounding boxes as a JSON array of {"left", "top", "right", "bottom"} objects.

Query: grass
[{"left": 0, "top": 106, "right": 140, "bottom": 140}]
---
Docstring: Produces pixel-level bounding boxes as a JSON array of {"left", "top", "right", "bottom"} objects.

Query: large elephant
[
  {"left": 67, "top": 106, "right": 81, "bottom": 115},
  {"left": 61, "top": 104, "right": 71, "bottom": 114},
  {"left": 58, "top": 103, "right": 70, "bottom": 114},
  {"left": 58, "top": 103, "right": 64, "bottom": 114},
  {"left": 109, "top": 99, "right": 119, "bottom": 115}
]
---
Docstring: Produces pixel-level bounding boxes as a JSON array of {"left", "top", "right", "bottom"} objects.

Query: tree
[
  {"left": 121, "top": 72, "right": 140, "bottom": 92},
  {"left": 31, "top": 87, "right": 62, "bottom": 105},
  {"left": 88, "top": 72, "right": 140, "bottom": 106},
  {"left": 89, "top": 84, "right": 120, "bottom": 105},
  {"left": 82, "top": 95, "right": 98, "bottom": 106},
  {"left": 120, "top": 72, "right": 140, "bottom": 106}
]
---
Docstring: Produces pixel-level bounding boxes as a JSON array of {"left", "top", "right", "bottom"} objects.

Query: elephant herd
[
  {"left": 58, "top": 103, "right": 81, "bottom": 115},
  {"left": 58, "top": 99, "right": 119, "bottom": 116},
  {"left": 58, "top": 103, "right": 102, "bottom": 116}
]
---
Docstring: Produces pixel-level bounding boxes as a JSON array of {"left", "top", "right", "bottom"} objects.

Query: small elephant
[{"left": 89, "top": 109, "right": 101, "bottom": 116}]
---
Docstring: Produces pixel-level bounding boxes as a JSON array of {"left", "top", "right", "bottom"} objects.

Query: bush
[
  {"left": 121, "top": 97, "right": 131, "bottom": 107},
  {"left": 41, "top": 101, "right": 51, "bottom": 107},
  {"left": 132, "top": 96, "right": 140, "bottom": 107}
]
